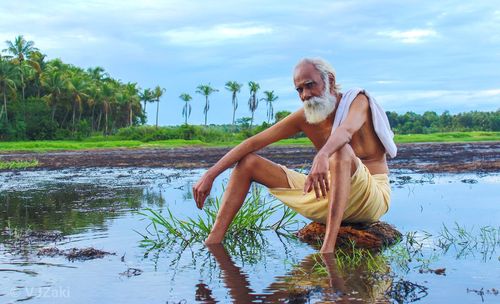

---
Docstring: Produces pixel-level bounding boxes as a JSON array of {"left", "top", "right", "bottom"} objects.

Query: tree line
[
  {"left": 0, "top": 35, "right": 498, "bottom": 141},
  {"left": 0, "top": 35, "right": 280, "bottom": 140},
  {"left": 386, "top": 110, "right": 499, "bottom": 134}
]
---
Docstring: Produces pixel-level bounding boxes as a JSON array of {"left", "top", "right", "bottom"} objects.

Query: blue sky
[{"left": 1, "top": 0, "right": 499, "bottom": 126}]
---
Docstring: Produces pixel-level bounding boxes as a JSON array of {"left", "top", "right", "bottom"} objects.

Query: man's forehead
[{"left": 294, "top": 62, "right": 321, "bottom": 83}]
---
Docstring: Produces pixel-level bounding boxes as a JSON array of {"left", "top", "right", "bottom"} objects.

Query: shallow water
[{"left": 0, "top": 168, "right": 499, "bottom": 303}]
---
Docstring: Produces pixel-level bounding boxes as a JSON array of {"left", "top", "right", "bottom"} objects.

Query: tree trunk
[
  {"left": 51, "top": 102, "right": 57, "bottom": 122},
  {"left": 1, "top": 90, "right": 7, "bottom": 123},
  {"left": 21, "top": 73, "right": 25, "bottom": 101},
  {"left": 204, "top": 96, "right": 208, "bottom": 126},
  {"left": 105, "top": 108, "right": 108, "bottom": 135},
  {"left": 91, "top": 104, "right": 96, "bottom": 131},
  {"left": 155, "top": 100, "right": 159, "bottom": 128},
  {"left": 72, "top": 100, "right": 76, "bottom": 130},
  {"left": 97, "top": 109, "right": 102, "bottom": 132},
  {"left": 129, "top": 104, "right": 132, "bottom": 126}
]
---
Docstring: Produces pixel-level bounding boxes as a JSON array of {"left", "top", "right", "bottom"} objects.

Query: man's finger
[
  {"left": 319, "top": 178, "right": 327, "bottom": 198},
  {"left": 303, "top": 178, "right": 311, "bottom": 194},
  {"left": 325, "top": 176, "right": 330, "bottom": 193},
  {"left": 313, "top": 181, "right": 320, "bottom": 200}
]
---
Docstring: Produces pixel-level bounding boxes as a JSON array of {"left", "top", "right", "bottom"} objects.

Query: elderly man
[{"left": 193, "top": 58, "right": 396, "bottom": 253}]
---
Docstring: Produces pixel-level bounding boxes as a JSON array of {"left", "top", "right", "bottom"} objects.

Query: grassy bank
[{"left": 0, "top": 131, "right": 498, "bottom": 152}]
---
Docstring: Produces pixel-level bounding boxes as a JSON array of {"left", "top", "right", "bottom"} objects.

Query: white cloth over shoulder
[{"left": 333, "top": 88, "right": 397, "bottom": 158}]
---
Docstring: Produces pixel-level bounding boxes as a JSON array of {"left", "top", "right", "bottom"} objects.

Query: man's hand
[
  {"left": 193, "top": 173, "right": 214, "bottom": 209},
  {"left": 304, "top": 151, "right": 330, "bottom": 199}
]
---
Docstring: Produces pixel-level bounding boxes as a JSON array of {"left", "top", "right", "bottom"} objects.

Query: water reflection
[
  {"left": 0, "top": 184, "right": 165, "bottom": 235},
  {"left": 201, "top": 244, "right": 395, "bottom": 303}
]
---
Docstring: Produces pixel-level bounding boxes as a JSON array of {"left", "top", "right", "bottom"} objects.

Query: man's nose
[{"left": 301, "top": 89, "right": 312, "bottom": 101}]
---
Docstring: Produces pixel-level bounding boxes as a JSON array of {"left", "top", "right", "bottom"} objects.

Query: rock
[{"left": 296, "top": 221, "right": 401, "bottom": 251}]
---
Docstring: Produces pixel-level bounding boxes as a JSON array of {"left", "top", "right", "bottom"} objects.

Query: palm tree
[
  {"left": 139, "top": 88, "right": 153, "bottom": 116},
  {"left": 225, "top": 81, "right": 243, "bottom": 125},
  {"left": 196, "top": 83, "right": 219, "bottom": 126},
  {"left": 123, "top": 82, "right": 140, "bottom": 127},
  {"left": 101, "top": 81, "right": 115, "bottom": 135},
  {"left": 152, "top": 85, "right": 165, "bottom": 128},
  {"left": 41, "top": 67, "right": 67, "bottom": 123},
  {"left": 247, "top": 81, "right": 260, "bottom": 128},
  {"left": 3, "top": 35, "right": 39, "bottom": 100},
  {"left": 179, "top": 93, "right": 192, "bottom": 125},
  {"left": 261, "top": 90, "right": 278, "bottom": 124},
  {"left": 67, "top": 72, "right": 89, "bottom": 129},
  {"left": 86, "top": 66, "right": 108, "bottom": 82},
  {"left": 28, "top": 50, "right": 46, "bottom": 97},
  {"left": 0, "top": 60, "right": 17, "bottom": 122},
  {"left": 3, "top": 35, "right": 38, "bottom": 62}
]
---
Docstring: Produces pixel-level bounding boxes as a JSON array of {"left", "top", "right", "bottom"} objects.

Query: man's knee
[{"left": 235, "top": 153, "right": 260, "bottom": 173}]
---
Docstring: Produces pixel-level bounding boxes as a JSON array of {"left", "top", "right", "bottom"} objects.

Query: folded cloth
[
  {"left": 334, "top": 88, "right": 397, "bottom": 158},
  {"left": 268, "top": 158, "right": 390, "bottom": 223}
]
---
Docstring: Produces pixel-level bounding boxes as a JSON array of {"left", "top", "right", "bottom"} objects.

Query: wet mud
[{"left": 1, "top": 141, "right": 499, "bottom": 173}]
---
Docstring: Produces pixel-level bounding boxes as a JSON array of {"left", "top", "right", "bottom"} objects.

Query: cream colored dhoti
[{"left": 269, "top": 158, "right": 390, "bottom": 224}]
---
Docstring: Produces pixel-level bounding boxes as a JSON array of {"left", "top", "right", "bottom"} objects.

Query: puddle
[{"left": 0, "top": 168, "right": 499, "bottom": 303}]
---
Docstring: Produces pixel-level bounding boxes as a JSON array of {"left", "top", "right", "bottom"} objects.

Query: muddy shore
[{"left": 1, "top": 142, "right": 499, "bottom": 173}]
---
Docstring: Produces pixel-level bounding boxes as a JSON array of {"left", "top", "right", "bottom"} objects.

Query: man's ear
[{"left": 328, "top": 73, "right": 336, "bottom": 94}]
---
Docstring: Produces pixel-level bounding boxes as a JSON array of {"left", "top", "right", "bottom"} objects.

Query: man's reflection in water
[{"left": 198, "top": 244, "right": 392, "bottom": 303}]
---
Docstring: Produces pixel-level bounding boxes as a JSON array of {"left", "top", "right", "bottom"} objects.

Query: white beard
[{"left": 303, "top": 91, "right": 337, "bottom": 124}]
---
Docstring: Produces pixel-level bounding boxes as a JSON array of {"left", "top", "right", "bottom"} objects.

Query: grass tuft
[
  {"left": 137, "top": 185, "right": 303, "bottom": 251},
  {"left": 0, "top": 159, "right": 39, "bottom": 170}
]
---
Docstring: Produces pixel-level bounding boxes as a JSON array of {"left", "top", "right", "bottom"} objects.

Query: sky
[{"left": 1, "top": 0, "right": 499, "bottom": 126}]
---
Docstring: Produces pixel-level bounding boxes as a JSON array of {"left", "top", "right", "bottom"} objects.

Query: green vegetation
[
  {"left": 387, "top": 110, "right": 499, "bottom": 134},
  {"left": 395, "top": 131, "right": 500, "bottom": 143},
  {"left": 1, "top": 35, "right": 498, "bottom": 147},
  {"left": 0, "top": 159, "right": 38, "bottom": 169},
  {"left": 0, "top": 131, "right": 498, "bottom": 152},
  {"left": 137, "top": 186, "right": 303, "bottom": 250}
]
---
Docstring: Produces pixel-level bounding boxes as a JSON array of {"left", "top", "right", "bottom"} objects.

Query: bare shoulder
[{"left": 350, "top": 92, "right": 370, "bottom": 112}]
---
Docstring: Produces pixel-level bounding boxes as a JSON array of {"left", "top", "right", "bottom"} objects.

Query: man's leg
[
  {"left": 205, "top": 153, "right": 290, "bottom": 244},
  {"left": 321, "top": 144, "right": 358, "bottom": 253}
]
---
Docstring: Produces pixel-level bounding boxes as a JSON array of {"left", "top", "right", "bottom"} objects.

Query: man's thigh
[{"left": 245, "top": 154, "right": 291, "bottom": 189}]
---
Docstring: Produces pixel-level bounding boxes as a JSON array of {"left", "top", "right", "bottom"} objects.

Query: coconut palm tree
[
  {"left": 101, "top": 81, "right": 116, "bottom": 135},
  {"left": 179, "top": 93, "right": 192, "bottom": 125},
  {"left": 41, "top": 67, "right": 68, "bottom": 123},
  {"left": 67, "top": 72, "right": 89, "bottom": 129},
  {"left": 225, "top": 81, "right": 243, "bottom": 125},
  {"left": 3, "top": 35, "right": 39, "bottom": 100},
  {"left": 261, "top": 90, "right": 278, "bottom": 124},
  {"left": 152, "top": 85, "right": 165, "bottom": 128},
  {"left": 247, "top": 81, "right": 260, "bottom": 128},
  {"left": 86, "top": 66, "right": 108, "bottom": 82},
  {"left": 28, "top": 50, "right": 46, "bottom": 97},
  {"left": 122, "top": 82, "right": 140, "bottom": 127},
  {"left": 196, "top": 83, "right": 218, "bottom": 126},
  {"left": 3, "top": 35, "right": 38, "bottom": 62},
  {"left": 0, "top": 60, "right": 17, "bottom": 122},
  {"left": 139, "top": 88, "right": 153, "bottom": 115}
]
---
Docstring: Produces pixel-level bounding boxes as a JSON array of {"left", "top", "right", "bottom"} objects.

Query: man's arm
[
  {"left": 193, "top": 111, "right": 302, "bottom": 208},
  {"left": 303, "top": 93, "right": 370, "bottom": 197},
  {"left": 319, "top": 94, "right": 369, "bottom": 158}
]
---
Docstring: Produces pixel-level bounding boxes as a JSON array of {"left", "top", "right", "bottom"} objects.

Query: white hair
[{"left": 295, "top": 57, "right": 341, "bottom": 93}]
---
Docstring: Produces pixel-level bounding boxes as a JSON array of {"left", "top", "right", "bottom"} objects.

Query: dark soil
[
  {"left": 1, "top": 142, "right": 499, "bottom": 173},
  {"left": 37, "top": 247, "right": 115, "bottom": 261}
]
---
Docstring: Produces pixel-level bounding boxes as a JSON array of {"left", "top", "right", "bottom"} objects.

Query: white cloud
[
  {"left": 377, "top": 29, "right": 438, "bottom": 44},
  {"left": 160, "top": 23, "right": 274, "bottom": 46}
]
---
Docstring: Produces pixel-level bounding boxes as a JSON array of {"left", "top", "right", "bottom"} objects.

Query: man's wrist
[{"left": 205, "top": 168, "right": 216, "bottom": 179}]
